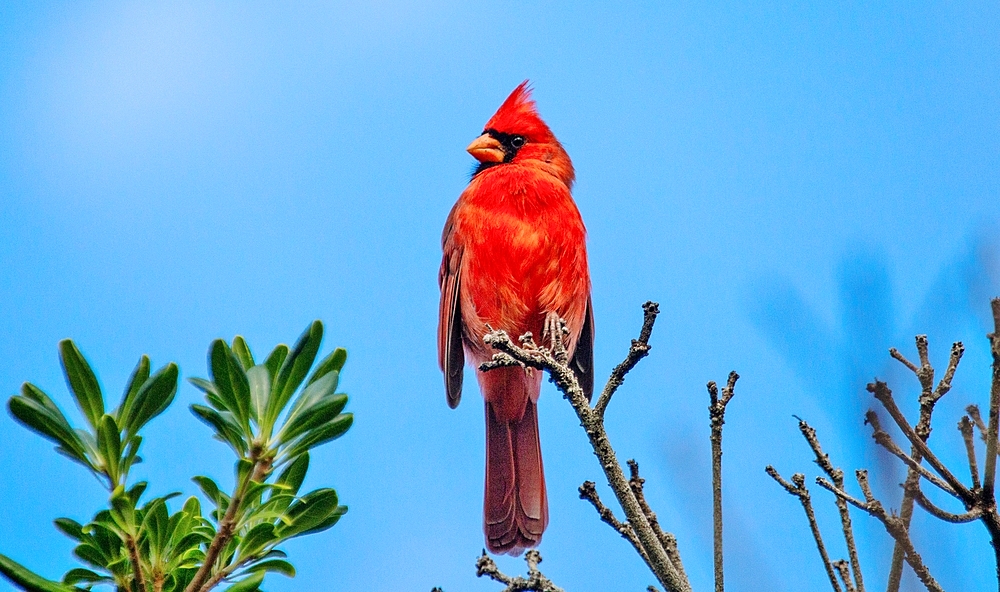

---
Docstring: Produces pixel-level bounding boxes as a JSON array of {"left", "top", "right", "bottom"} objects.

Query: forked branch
[{"left": 480, "top": 302, "right": 694, "bottom": 592}]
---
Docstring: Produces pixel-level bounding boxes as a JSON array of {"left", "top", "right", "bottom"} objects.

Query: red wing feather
[
  {"left": 568, "top": 296, "right": 595, "bottom": 401},
  {"left": 438, "top": 246, "right": 465, "bottom": 408}
]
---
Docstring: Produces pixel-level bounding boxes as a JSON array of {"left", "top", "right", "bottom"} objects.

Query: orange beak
[{"left": 466, "top": 134, "right": 505, "bottom": 163}]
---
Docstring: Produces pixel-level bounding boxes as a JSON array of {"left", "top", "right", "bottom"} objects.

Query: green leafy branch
[{"left": 1, "top": 321, "right": 353, "bottom": 592}]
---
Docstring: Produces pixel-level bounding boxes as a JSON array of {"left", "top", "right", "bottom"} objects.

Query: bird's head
[{"left": 467, "top": 81, "right": 575, "bottom": 188}]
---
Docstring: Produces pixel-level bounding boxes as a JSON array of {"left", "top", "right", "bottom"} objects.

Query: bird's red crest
[{"left": 483, "top": 81, "right": 554, "bottom": 142}]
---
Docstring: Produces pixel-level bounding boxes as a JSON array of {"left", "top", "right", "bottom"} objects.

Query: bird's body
[{"left": 438, "top": 82, "right": 593, "bottom": 555}]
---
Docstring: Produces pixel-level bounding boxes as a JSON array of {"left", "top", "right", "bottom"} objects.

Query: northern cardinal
[{"left": 438, "top": 82, "right": 593, "bottom": 555}]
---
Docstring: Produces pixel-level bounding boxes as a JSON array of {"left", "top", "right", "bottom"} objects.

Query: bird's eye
[{"left": 510, "top": 135, "right": 525, "bottom": 149}]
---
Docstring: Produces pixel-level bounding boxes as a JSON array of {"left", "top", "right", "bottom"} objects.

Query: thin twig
[
  {"left": 864, "top": 411, "right": 959, "bottom": 498},
  {"left": 833, "top": 560, "right": 856, "bottom": 592},
  {"left": 796, "top": 419, "right": 864, "bottom": 592},
  {"left": 579, "top": 481, "right": 650, "bottom": 567},
  {"left": 984, "top": 299, "right": 1000, "bottom": 501},
  {"left": 476, "top": 550, "right": 565, "bottom": 592},
  {"left": 817, "top": 471, "right": 944, "bottom": 592},
  {"left": 709, "top": 372, "right": 738, "bottom": 592},
  {"left": 907, "top": 482, "right": 982, "bottom": 523},
  {"left": 593, "top": 301, "right": 659, "bottom": 418},
  {"left": 867, "top": 382, "right": 972, "bottom": 500},
  {"left": 959, "top": 416, "right": 982, "bottom": 491},
  {"left": 765, "top": 467, "right": 841, "bottom": 592},
  {"left": 627, "top": 460, "right": 689, "bottom": 584}
]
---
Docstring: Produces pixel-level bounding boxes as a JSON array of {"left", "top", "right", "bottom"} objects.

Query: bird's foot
[{"left": 542, "top": 312, "right": 570, "bottom": 363}]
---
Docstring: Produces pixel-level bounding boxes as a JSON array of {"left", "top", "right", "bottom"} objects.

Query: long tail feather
[{"left": 482, "top": 368, "right": 547, "bottom": 555}]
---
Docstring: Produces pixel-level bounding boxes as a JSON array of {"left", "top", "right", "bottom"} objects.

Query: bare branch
[
  {"left": 832, "top": 560, "right": 856, "bottom": 592},
  {"left": 579, "top": 481, "right": 649, "bottom": 566},
  {"left": 864, "top": 411, "right": 959, "bottom": 498},
  {"left": 959, "top": 416, "right": 982, "bottom": 490},
  {"left": 795, "top": 419, "right": 864, "bottom": 592},
  {"left": 967, "top": 404, "right": 990, "bottom": 443},
  {"left": 817, "top": 472, "right": 944, "bottom": 592},
  {"left": 984, "top": 298, "right": 1000, "bottom": 500},
  {"left": 934, "top": 342, "right": 965, "bottom": 400},
  {"left": 908, "top": 483, "right": 982, "bottom": 524},
  {"left": 883, "top": 339, "right": 965, "bottom": 592},
  {"left": 627, "top": 460, "right": 689, "bottom": 585},
  {"left": 709, "top": 371, "right": 739, "bottom": 592},
  {"left": 889, "top": 347, "right": 920, "bottom": 374},
  {"left": 480, "top": 305, "right": 691, "bottom": 592},
  {"left": 476, "top": 550, "right": 565, "bottom": 592},
  {"left": 594, "top": 301, "right": 659, "bottom": 418},
  {"left": 868, "top": 382, "right": 972, "bottom": 500},
  {"left": 765, "top": 467, "right": 841, "bottom": 592}
]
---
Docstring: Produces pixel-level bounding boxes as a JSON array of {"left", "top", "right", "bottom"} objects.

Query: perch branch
[
  {"left": 480, "top": 302, "right": 691, "bottom": 592},
  {"left": 765, "top": 466, "right": 841, "bottom": 592},
  {"left": 709, "top": 372, "right": 739, "bottom": 592}
]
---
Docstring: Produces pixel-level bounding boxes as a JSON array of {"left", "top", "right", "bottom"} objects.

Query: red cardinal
[{"left": 438, "top": 82, "right": 593, "bottom": 555}]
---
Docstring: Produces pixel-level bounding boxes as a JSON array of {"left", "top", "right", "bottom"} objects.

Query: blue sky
[{"left": 1, "top": 2, "right": 999, "bottom": 590}]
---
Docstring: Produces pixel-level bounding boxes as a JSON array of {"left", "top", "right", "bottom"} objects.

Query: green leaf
[
  {"left": 245, "top": 559, "right": 295, "bottom": 577},
  {"left": 0, "top": 554, "right": 82, "bottom": 592},
  {"left": 210, "top": 340, "right": 252, "bottom": 428},
  {"left": 277, "top": 390, "right": 348, "bottom": 448},
  {"left": 238, "top": 523, "right": 276, "bottom": 557},
  {"left": 116, "top": 355, "right": 150, "bottom": 427},
  {"left": 306, "top": 347, "right": 346, "bottom": 387},
  {"left": 223, "top": 572, "right": 264, "bottom": 592},
  {"left": 246, "top": 366, "right": 271, "bottom": 432},
  {"left": 96, "top": 415, "right": 121, "bottom": 483},
  {"left": 121, "top": 436, "right": 143, "bottom": 476},
  {"left": 282, "top": 413, "right": 353, "bottom": 461},
  {"left": 126, "top": 481, "right": 148, "bottom": 507},
  {"left": 232, "top": 336, "right": 255, "bottom": 370},
  {"left": 20, "top": 383, "right": 67, "bottom": 421},
  {"left": 182, "top": 496, "right": 203, "bottom": 518},
  {"left": 188, "top": 377, "right": 219, "bottom": 396},
  {"left": 235, "top": 458, "right": 253, "bottom": 489},
  {"left": 121, "top": 363, "right": 178, "bottom": 436},
  {"left": 58, "top": 340, "right": 104, "bottom": 432},
  {"left": 266, "top": 322, "right": 323, "bottom": 426},
  {"left": 53, "top": 518, "right": 84, "bottom": 542},
  {"left": 190, "top": 405, "right": 247, "bottom": 456},
  {"left": 275, "top": 488, "right": 340, "bottom": 539},
  {"left": 262, "top": 345, "right": 288, "bottom": 384},
  {"left": 62, "top": 568, "right": 111, "bottom": 585},
  {"left": 275, "top": 453, "right": 309, "bottom": 497},
  {"left": 8, "top": 395, "right": 90, "bottom": 466},
  {"left": 192, "top": 476, "right": 229, "bottom": 508},
  {"left": 299, "top": 505, "right": 347, "bottom": 536}
]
